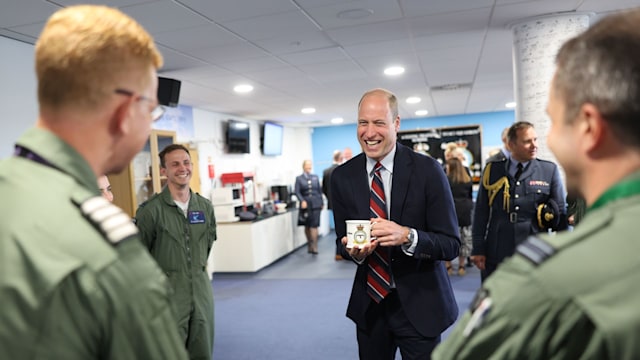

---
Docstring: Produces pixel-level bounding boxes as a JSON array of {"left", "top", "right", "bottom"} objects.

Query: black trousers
[{"left": 356, "top": 291, "right": 440, "bottom": 360}]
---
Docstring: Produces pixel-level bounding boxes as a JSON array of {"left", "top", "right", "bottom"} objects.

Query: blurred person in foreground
[
  {"left": 332, "top": 88, "right": 460, "bottom": 359},
  {"left": 0, "top": 5, "right": 187, "bottom": 359},
  {"left": 434, "top": 9, "right": 640, "bottom": 359}
]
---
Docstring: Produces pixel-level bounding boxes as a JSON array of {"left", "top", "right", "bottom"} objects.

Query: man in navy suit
[{"left": 331, "top": 88, "right": 460, "bottom": 359}]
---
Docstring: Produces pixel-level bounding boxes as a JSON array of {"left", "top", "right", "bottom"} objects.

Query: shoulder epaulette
[
  {"left": 194, "top": 192, "right": 208, "bottom": 201},
  {"left": 137, "top": 192, "right": 161, "bottom": 209},
  {"left": 486, "top": 152, "right": 507, "bottom": 163},
  {"left": 75, "top": 196, "right": 139, "bottom": 246},
  {"left": 535, "top": 158, "right": 555, "bottom": 165},
  {"left": 516, "top": 235, "right": 556, "bottom": 266}
]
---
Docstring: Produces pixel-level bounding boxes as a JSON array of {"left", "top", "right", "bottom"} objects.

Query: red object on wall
[{"left": 207, "top": 156, "right": 215, "bottom": 179}]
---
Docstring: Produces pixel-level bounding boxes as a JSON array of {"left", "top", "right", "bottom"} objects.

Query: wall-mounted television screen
[
  {"left": 261, "top": 122, "right": 283, "bottom": 156},
  {"left": 226, "top": 119, "right": 250, "bottom": 154}
]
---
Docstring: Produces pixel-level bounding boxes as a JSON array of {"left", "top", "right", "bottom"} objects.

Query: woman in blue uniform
[{"left": 294, "top": 159, "right": 323, "bottom": 254}]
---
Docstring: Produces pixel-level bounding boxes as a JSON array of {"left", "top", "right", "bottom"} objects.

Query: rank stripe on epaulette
[
  {"left": 79, "top": 196, "right": 138, "bottom": 245},
  {"left": 516, "top": 235, "right": 556, "bottom": 266}
]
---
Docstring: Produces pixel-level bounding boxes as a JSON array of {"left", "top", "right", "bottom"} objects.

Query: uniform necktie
[
  {"left": 368, "top": 162, "right": 391, "bottom": 303},
  {"left": 514, "top": 162, "right": 523, "bottom": 181}
]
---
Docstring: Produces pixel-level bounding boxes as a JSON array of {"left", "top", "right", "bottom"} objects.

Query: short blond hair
[{"left": 35, "top": 5, "right": 163, "bottom": 111}]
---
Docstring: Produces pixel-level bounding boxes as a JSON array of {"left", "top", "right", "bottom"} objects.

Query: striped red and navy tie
[{"left": 367, "top": 161, "right": 391, "bottom": 303}]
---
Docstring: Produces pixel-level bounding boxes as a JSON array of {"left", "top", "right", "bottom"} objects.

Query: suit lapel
[{"left": 390, "top": 144, "right": 411, "bottom": 222}]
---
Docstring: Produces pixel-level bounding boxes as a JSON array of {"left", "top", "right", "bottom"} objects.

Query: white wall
[
  {"left": 0, "top": 36, "right": 38, "bottom": 157},
  {"left": 181, "top": 104, "right": 313, "bottom": 203}
]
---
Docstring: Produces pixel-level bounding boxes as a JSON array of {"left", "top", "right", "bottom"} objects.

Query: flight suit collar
[{"left": 159, "top": 185, "right": 193, "bottom": 208}]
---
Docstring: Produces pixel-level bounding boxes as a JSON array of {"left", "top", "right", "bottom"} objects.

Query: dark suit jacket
[
  {"left": 331, "top": 143, "right": 460, "bottom": 337},
  {"left": 322, "top": 163, "right": 339, "bottom": 210}
]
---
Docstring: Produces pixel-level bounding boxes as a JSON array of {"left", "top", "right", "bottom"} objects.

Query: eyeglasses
[{"left": 114, "top": 88, "right": 165, "bottom": 121}]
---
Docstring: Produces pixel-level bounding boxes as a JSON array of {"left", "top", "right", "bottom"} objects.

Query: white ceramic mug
[{"left": 346, "top": 220, "right": 371, "bottom": 248}]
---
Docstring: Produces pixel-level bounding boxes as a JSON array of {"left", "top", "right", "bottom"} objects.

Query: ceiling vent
[{"left": 430, "top": 83, "right": 472, "bottom": 92}]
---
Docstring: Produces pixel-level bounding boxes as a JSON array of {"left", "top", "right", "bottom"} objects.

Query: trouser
[{"left": 356, "top": 291, "right": 440, "bottom": 360}]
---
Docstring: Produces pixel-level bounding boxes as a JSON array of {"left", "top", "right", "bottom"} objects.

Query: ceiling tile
[
  {"left": 120, "top": 1, "right": 210, "bottom": 34},
  {"left": 303, "top": 0, "right": 403, "bottom": 30},
  {"left": 407, "top": 8, "right": 492, "bottom": 38},
  {"left": 0, "top": 1, "right": 58, "bottom": 28},
  {"left": 156, "top": 45, "right": 209, "bottom": 72},
  {"left": 176, "top": 0, "right": 297, "bottom": 22},
  {"left": 279, "top": 46, "right": 349, "bottom": 66},
  {"left": 253, "top": 30, "right": 336, "bottom": 55},
  {"left": 491, "top": 0, "right": 580, "bottom": 27},
  {"left": 400, "top": 0, "right": 494, "bottom": 17},
  {"left": 154, "top": 24, "right": 240, "bottom": 52},
  {"left": 326, "top": 19, "right": 413, "bottom": 46},
  {"left": 189, "top": 41, "right": 268, "bottom": 64},
  {"left": 221, "top": 10, "right": 319, "bottom": 41}
]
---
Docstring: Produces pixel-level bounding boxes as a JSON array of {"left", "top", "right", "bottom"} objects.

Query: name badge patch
[{"left": 188, "top": 210, "right": 206, "bottom": 224}]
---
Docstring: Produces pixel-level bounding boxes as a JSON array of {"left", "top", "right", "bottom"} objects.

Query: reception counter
[{"left": 207, "top": 209, "right": 308, "bottom": 273}]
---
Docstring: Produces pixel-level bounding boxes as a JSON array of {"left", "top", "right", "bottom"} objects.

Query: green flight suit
[
  {"left": 135, "top": 186, "right": 216, "bottom": 360},
  {"left": 0, "top": 128, "right": 188, "bottom": 359},
  {"left": 434, "top": 171, "right": 640, "bottom": 360}
]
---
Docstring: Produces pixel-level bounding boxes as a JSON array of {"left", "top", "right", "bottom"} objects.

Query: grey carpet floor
[{"left": 211, "top": 231, "right": 481, "bottom": 359}]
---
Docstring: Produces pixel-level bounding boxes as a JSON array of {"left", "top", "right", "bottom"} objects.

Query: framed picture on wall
[{"left": 398, "top": 125, "right": 482, "bottom": 184}]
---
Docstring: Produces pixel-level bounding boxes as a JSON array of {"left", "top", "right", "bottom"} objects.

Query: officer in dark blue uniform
[
  {"left": 471, "top": 121, "right": 567, "bottom": 281},
  {"left": 295, "top": 159, "right": 323, "bottom": 253}
]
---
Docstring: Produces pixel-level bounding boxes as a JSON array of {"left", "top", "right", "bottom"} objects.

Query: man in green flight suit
[
  {"left": 135, "top": 144, "right": 217, "bottom": 360},
  {"left": 434, "top": 9, "right": 640, "bottom": 359},
  {"left": 0, "top": 5, "right": 188, "bottom": 359}
]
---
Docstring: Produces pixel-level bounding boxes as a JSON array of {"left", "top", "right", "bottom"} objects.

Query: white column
[{"left": 511, "top": 13, "right": 590, "bottom": 162}]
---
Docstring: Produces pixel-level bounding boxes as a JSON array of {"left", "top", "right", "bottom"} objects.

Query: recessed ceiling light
[
  {"left": 331, "top": 117, "right": 344, "bottom": 124},
  {"left": 384, "top": 66, "right": 405, "bottom": 76},
  {"left": 505, "top": 101, "right": 517, "bottom": 108},
  {"left": 406, "top": 96, "right": 421, "bottom": 104},
  {"left": 233, "top": 84, "right": 253, "bottom": 93},
  {"left": 415, "top": 110, "right": 429, "bottom": 116},
  {"left": 301, "top": 107, "right": 316, "bottom": 114}
]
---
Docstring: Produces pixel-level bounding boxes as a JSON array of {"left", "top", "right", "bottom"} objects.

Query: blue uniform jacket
[
  {"left": 472, "top": 152, "right": 566, "bottom": 265},
  {"left": 294, "top": 172, "right": 323, "bottom": 209}
]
